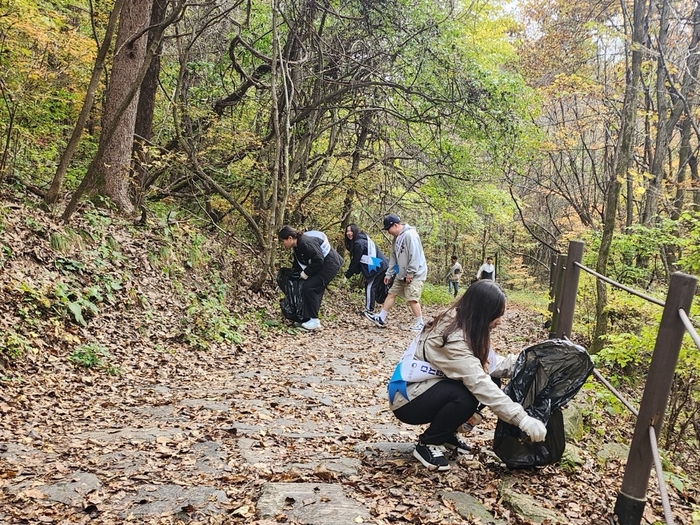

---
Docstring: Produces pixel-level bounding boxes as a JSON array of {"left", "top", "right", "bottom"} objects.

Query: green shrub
[
  {"left": 69, "top": 343, "right": 110, "bottom": 369},
  {"left": 182, "top": 286, "right": 243, "bottom": 350},
  {"left": 52, "top": 283, "right": 99, "bottom": 326},
  {"left": 1, "top": 331, "right": 34, "bottom": 360},
  {"left": 421, "top": 282, "right": 456, "bottom": 306}
]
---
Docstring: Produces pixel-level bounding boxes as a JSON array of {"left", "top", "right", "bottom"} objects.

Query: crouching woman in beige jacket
[{"left": 388, "top": 279, "right": 547, "bottom": 471}]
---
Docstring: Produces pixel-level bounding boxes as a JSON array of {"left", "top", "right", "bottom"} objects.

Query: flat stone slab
[
  {"left": 238, "top": 438, "right": 360, "bottom": 475},
  {"left": 193, "top": 441, "right": 229, "bottom": 473},
  {"left": 500, "top": 478, "right": 565, "bottom": 524},
  {"left": 5, "top": 471, "right": 101, "bottom": 507},
  {"left": 289, "top": 457, "right": 361, "bottom": 477},
  {"left": 121, "top": 483, "right": 229, "bottom": 519},
  {"left": 179, "top": 398, "right": 231, "bottom": 411},
  {"left": 440, "top": 490, "right": 506, "bottom": 525},
  {"left": 74, "top": 427, "right": 186, "bottom": 445},
  {"left": 95, "top": 450, "right": 149, "bottom": 476},
  {"left": 41, "top": 472, "right": 101, "bottom": 507},
  {"left": 257, "top": 482, "right": 371, "bottom": 524},
  {"left": 127, "top": 405, "right": 183, "bottom": 421},
  {"left": 0, "top": 442, "right": 54, "bottom": 465},
  {"left": 354, "top": 442, "right": 415, "bottom": 456}
]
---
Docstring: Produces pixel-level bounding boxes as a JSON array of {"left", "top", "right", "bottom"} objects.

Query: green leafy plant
[
  {"left": 52, "top": 283, "right": 99, "bottom": 326},
  {"left": 663, "top": 471, "right": 690, "bottom": 494},
  {"left": 54, "top": 257, "right": 85, "bottom": 274},
  {"left": 185, "top": 233, "right": 209, "bottom": 268},
  {"left": 16, "top": 282, "right": 51, "bottom": 328},
  {"left": 68, "top": 343, "right": 110, "bottom": 369},
  {"left": 24, "top": 217, "right": 45, "bottom": 236},
  {"left": 182, "top": 287, "right": 243, "bottom": 350},
  {"left": 95, "top": 274, "right": 123, "bottom": 303},
  {"left": 1, "top": 331, "right": 34, "bottom": 359},
  {"left": 95, "top": 237, "right": 126, "bottom": 266},
  {"left": 691, "top": 503, "right": 700, "bottom": 524}
]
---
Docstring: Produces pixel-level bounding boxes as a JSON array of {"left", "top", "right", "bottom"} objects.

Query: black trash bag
[
  {"left": 493, "top": 339, "right": 594, "bottom": 468},
  {"left": 276, "top": 268, "right": 304, "bottom": 323},
  {"left": 375, "top": 274, "right": 393, "bottom": 305}
]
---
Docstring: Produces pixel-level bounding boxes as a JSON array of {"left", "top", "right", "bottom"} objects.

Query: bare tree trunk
[
  {"left": 133, "top": 0, "right": 167, "bottom": 208},
  {"left": 339, "top": 112, "right": 372, "bottom": 248},
  {"left": 592, "top": 0, "right": 646, "bottom": 354},
  {"left": 253, "top": 0, "right": 290, "bottom": 290},
  {"left": 45, "top": 0, "right": 126, "bottom": 205},
  {"left": 672, "top": 0, "right": 700, "bottom": 218},
  {"left": 641, "top": 0, "right": 670, "bottom": 226},
  {"left": 0, "top": 93, "right": 16, "bottom": 183}
]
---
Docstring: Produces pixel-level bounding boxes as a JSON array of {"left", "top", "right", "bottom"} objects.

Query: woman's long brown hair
[{"left": 425, "top": 280, "right": 506, "bottom": 366}]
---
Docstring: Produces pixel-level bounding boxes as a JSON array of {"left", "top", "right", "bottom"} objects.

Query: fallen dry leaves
[{"left": 0, "top": 196, "right": 697, "bottom": 524}]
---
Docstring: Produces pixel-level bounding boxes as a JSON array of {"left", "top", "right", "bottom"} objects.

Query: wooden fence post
[
  {"left": 549, "top": 254, "right": 557, "bottom": 294},
  {"left": 555, "top": 240, "right": 584, "bottom": 339},
  {"left": 614, "top": 272, "right": 697, "bottom": 524},
  {"left": 549, "top": 254, "right": 566, "bottom": 339}
]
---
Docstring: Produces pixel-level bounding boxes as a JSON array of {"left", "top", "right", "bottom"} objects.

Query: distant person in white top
[
  {"left": 445, "top": 255, "right": 462, "bottom": 297},
  {"left": 476, "top": 256, "right": 495, "bottom": 281}
]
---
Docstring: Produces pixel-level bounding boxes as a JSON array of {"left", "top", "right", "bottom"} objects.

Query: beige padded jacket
[{"left": 389, "top": 311, "right": 528, "bottom": 428}]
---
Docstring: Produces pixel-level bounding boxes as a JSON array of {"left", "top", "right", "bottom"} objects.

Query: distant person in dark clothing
[
  {"left": 344, "top": 224, "right": 389, "bottom": 313},
  {"left": 476, "top": 256, "right": 495, "bottom": 281},
  {"left": 278, "top": 226, "right": 343, "bottom": 330}
]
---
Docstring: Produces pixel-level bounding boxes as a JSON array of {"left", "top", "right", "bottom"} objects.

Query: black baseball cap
[{"left": 382, "top": 214, "right": 400, "bottom": 230}]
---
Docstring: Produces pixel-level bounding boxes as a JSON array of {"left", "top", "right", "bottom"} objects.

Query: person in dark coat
[
  {"left": 344, "top": 224, "right": 389, "bottom": 313},
  {"left": 278, "top": 225, "right": 343, "bottom": 330}
]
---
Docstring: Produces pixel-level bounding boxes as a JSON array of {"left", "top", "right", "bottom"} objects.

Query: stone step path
[{"left": 0, "top": 309, "right": 572, "bottom": 524}]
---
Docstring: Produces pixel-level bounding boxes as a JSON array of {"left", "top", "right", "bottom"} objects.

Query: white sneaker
[
  {"left": 301, "top": 318, "right": 321, "bottom": 330},
  {"left": 408, "top": 321, "right": 425, "bottom": 332},
  {"left": 363, "top": 310, "right": 386, "bottom": 328}
]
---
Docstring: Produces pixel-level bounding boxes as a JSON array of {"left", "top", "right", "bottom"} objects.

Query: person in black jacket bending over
[
  {"left": 344, "top": 223, "right": 389, "bottom": 314},
  {"left": 278, "top": 225, "right": 343, "bottom": 330}
]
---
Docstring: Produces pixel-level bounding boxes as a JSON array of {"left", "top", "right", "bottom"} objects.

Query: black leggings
[{"left": 393, "top": 379, "right": 478, "bottom": 445}]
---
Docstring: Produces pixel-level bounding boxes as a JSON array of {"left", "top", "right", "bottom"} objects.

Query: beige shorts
[{"left": 388, "top": 278, "right": 424, "bottom": 302}]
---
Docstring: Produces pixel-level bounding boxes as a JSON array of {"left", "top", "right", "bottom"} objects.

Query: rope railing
[
  {"left": 678, "top": 308, "right": 700, "bottom": 350},
  {"left": 573, "top": 261, "right": 666, "bottom": 307},
  {"left": 649, "top": 425, "right": 674, "bottom": 525},
  {"left": 590, "top": 369, "right": 639, "bottom": 417}
]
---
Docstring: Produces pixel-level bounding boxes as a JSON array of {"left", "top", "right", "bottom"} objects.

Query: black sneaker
[
  {"left": 413, "top": 442, "right": 450, "bottom": 471},
  {"left": 363, "top": 311, "right": 386, "bottom": 328},
  {"left": 443, "top": 433, "right": 471, "bottom": 455}
]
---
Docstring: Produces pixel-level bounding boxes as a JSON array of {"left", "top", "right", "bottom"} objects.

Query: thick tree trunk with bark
[{"left": 96, "top": 0, "right": 153, "bottom": 214}]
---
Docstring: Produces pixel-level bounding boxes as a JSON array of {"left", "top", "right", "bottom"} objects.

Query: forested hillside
[{"left": 2, "top": 0, "right": 700, "bottom": 523}]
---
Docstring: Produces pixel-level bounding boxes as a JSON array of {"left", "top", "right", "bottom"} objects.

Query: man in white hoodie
[{"left": 364, "top": 214, "right": 427, "bottom": 331}]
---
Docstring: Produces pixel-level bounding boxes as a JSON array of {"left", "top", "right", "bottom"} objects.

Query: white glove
[
  {"left": 518, "top": 415, "right": 547, "bottom": 442},
  {"left": 300, "top": 271, "right": 308, "bottom": 280}
]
